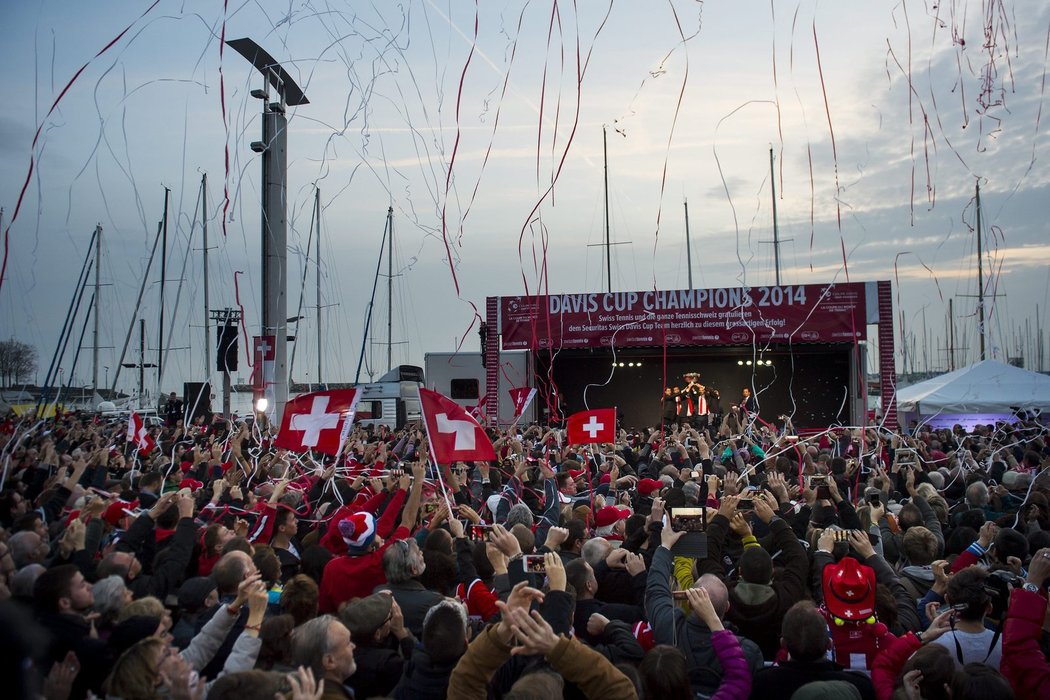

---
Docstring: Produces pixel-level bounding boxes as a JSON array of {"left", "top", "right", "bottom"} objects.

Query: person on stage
[
  {"left": 740, "top": 386, "right": 757, "bottom": 416},
  {"left": 682, "top": 373, "right": 703, "bottom": 429},
  {"left": 661, "top": 387, "right": 678, "bottom": 428}
]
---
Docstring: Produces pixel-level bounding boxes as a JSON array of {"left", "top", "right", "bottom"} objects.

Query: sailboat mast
[
  {"left": 158, "top": 187, "right": 170, "bottom": 399},
  {"left": 684, "top": 199, "right": 693, "bottom": 288},
  {"left": 387, "top": 205, "right": 394, "bottom": 373},
  {"left": 202, "top": 174, "right": 211, "bottom": 383},
  {"left": 770, "top": 148, "right": 782, "bottom": 286},
  {"left": 976, "top": 182, "right": 986, "bottom": 361},
  {"left": 92, "top": 224, "right": 102, "bottom": 397},
  {"left": 316, "top": 188, "right": 323, "bottom": 385},
  {"left": 603, "top": 125, "right": 611, "bottom": 294}
]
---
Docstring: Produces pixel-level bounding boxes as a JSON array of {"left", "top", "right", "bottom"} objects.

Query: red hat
[
  {"left": 822, "top": 556, "right": 876, "bottom": 621},
  {"left": 599, "top": 473, "right": 612, "bottom": 485},
  {"left": 568, "top": 469, "right": 587, "bottom": 480},
  {"left": 338, "top": 512, "right": 378, "bottom": 553},
  {"left": 636, "top": 478, "right": 663, "bottom": 496},
  {"left": 179, "top": 461, "right": 194, "bottom": 473},
  {"left": 179, "top": 478, "right": 204, "bottom": 492},
  {"left": 103, "top": 499, "right": 140, "bottom": 527},
  {"left": 595, "top": 506, "right": 631, "bottom": 528}
]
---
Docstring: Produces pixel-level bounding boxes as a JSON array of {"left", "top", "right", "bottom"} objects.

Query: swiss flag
[
  {"left": 419, "top": 388, "right": 496, "bottom": 464},
  {"left": 566, "top": 408, "right": 616, "bottom": 445},
  {"left": 467, "top": 393, "right": 489, "bottom": 420},
  {"left": 127, "top": 411, "right": 156, "bottom": 456},
  {"left": 275, "top": 389, "right": 360, "bottom": 455},
  {"left": 509, "top": 387, "right": 537, "bottom": 419}
]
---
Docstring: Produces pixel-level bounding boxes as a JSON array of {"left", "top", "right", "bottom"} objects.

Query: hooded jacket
[{"left": 645, "top": 546, "right": 763, "bottom": 697}]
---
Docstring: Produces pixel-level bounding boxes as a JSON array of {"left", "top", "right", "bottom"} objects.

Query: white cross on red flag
[
  {"left": 419, "top": 388, "right": 496, "bottom": 464},
  {"left": 127, "top": 411, "right": 156, "bottom": 456},
  {"left": 275, "top": 389, "right": 360, "bottom": 455},
  {"left": 566, "top": 408, "right": 616, "bottom": 445}
]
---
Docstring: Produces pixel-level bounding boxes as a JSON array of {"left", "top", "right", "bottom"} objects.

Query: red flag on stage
[
  {"left": 508, "top": 387, "right": 537, "bottom": 419},
  {"left": 467, "top": 393, "right": 490, "bottom": 420},
  {"left": 275, "top": 389, "right": 360, "bottom": 455},
  {"left": 127, "top": 411, "right": 156, "bottom": 456},
  {"left": 419, "top": 388, "right": 496, "bottom": 464},
  {"left": 566, "top": 408, "right": 616, "bottom": 444}
]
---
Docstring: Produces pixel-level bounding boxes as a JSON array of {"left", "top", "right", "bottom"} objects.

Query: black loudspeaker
[
  {"left": 184, "top": 382, "right": 211, "bottom": 423},
  {"left": 217, "top": 322, "right": 238, "bottom": 372}
]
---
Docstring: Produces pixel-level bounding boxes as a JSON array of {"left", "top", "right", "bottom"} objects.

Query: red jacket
[
  {"left": 320, "top": 488, "right": 406, "bottom": 555},
  {"left": 872, "top": 632, "right": 921, "bottom": 700},
  {"left": 456, "top": 579, "right": 499, "bottom": 621},
  {"left": 318, "top": 524, "right": 410, "bottom": 613},
  {"left": 1001, "top": 588, "right": 1050, "bottom": 700}
]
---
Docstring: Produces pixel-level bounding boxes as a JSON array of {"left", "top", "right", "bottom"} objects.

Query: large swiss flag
[
  {"left": 419, "top": 388, "right": 496, "bottom": 464},
  {"left": 275, "top": 389, "right": 360, "bottom": 455},
  {"left": 566, "top": 408, "right": 617, "bottom": 445}
]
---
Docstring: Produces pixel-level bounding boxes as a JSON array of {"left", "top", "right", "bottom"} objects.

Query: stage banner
[{"left": 500, "top": 283, "right": 867, "bottom": 350}]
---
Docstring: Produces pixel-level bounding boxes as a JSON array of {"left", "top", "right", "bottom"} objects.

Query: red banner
[{"left": 500, "top": 283, "right": 867, "bottom": 350}]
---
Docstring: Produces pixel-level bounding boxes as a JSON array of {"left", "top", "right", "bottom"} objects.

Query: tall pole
[
  {"left": 387, "top": 205, "right": 394, "bottom": 373},
  {"left": 202, "top": 174, "right": 211, "bottom": 384},
  {"left": 92, "top": 224, "right": 102, "bottom": 397},
  {"left": 316, "top": 188, "right": 322, "bottom": 386},
  {"left": 948, "top": 297, "right": 956, "bottom": 371},
  {"left": 603, "top": 125, "right": 611, "bottom": 294},
  {"left": 261, "top": 84, "right": 289, "bottom": 420},
  {"left": 684, "top": 199, "right": 693, "bottom": 288},
  {"left": 139, "top": 318, "right": 146, "bottom": 406},
  {"left": 158, "top": 187, "right": 169, "bottom": 400},
  {"left": 976, "top": 182, "right": 986, "bottom": 361},
  {"left": 770, "top": 148, "right": 782, "bottom": 286}
]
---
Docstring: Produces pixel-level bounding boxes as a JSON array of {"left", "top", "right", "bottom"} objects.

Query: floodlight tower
[{"left": 226, "top": 38, "right": 309, "bottom": 423}]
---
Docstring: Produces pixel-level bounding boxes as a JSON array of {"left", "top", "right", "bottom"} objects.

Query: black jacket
[
  {"left": 374, "top": 579, "right": 444, "bottom": 638},
  {"left": 349, "top": 635, "right": 414, "bottom": 700},
  {"left": 392, "top": 648, "right": 459, "bottom": 700},
  {"left": 752, "top": 659, "right": 875, "bottom": 700},
  {"left": 36, "top": 610, "right": 113, "bottom": 700}
]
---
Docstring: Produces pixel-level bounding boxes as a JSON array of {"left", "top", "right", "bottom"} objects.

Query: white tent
[{"left": 895, "top": 359, "right": 1050, "bottom": 416}]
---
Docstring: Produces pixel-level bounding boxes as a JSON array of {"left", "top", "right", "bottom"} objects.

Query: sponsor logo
[
  {"left": 800, "top": 330, "right": 820, "bottom": 341},
  {"left": 665, "top": 333, "right": 682, "bottom": 343},
  {"left": 730, "top": 332, "right": 749, "bottom": 342}
]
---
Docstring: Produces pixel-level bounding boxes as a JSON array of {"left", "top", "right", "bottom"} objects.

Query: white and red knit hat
[{"left": 338, "top": 512, "right": 378, "bottom": 554}]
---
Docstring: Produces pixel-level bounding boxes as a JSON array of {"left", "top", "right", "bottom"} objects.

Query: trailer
[
  {"left": 424, "top": 350, "right": 535, "bottom": 424},
  {"left": 354, "top": 365, "right": 425, "bottom": 430}
]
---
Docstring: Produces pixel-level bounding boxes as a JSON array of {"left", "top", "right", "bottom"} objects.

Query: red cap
[
  {"left": 179, "top": 461, "right": 194, "bottom": 473},
  {"left": 179, "top": 478, "right": 204, "bottom": 493},
  {"left": 636, "top": 478, "right": 663, "bottom": 496},
  {"left": 599, "top": 473, "right": 612, "bottom": 485},
  {"left": 568, "top": 469, "right": 587, "bottom": 480},
  {"left": 822, "top": 556, "right": 876, "bottom": 621},
  {"left": 595, "top": 506, "right": 631, "bottom": 528},
  {"left": 103, "top": 499, "right": 139, "bottom": 527}
]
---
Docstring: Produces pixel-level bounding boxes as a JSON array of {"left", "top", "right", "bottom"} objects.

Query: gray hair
[
  {"left": 505, "top": 503, "right": 535, "bottom": 529},
  {"left": 10, "top": 563, "right": 45, "bottom": 598},
  {"left": 9, "top": 531, "right": 42, "bottom": 569},
  {"left": 423, "top": 597, "right": 468, "bottom": 634},
  {"left": 682, "top": 481, "right": 701, "bottom": 503},
  {"left": 92, "top": 575, "right": 129, "bottom": 619},
  {"left": 581, "top": 537, "right": 613, "bottom": 567},
  {"left": 965, "top": 481, "right": 989, "bottom": 507},
  {"left": 382, "top": 538, "right": 425, "bottom": 584},
  {"left": 290, "top": 615, "right": 340, "bottom": 677}
]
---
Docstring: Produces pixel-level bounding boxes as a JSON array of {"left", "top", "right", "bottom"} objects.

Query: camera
[
  {"left": 468, "top": 524, "right": 493, "bottom": 541},
  {"left": 810, "top": 474, "right": 831, "bottom": 500},
  {"left": 984, "top": 569, "right": 1025, "bottom": 618}
]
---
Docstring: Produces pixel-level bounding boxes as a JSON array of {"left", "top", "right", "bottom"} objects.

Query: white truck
[
  {"left": 354, "top": 365, "right": 425, "bottom": 430},
  {"left": 424, "top": 350, "right": 535, "bottom": 425}
]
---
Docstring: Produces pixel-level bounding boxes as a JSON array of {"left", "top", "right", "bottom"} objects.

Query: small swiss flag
[
  {"left": 419, "top": 388, "right": 496, "bottom": 464},
  {"left": 275, "top": 389, "right": 360, "bottom": 455},
  {"left": 566, "top": 408, "right": 616, "bottom": 445},
  {"left": 127, "top": 411, "right": 156, "bottom": 456},
  {"left": 509, "top": 387, "right": 537, "bottom": 419}
]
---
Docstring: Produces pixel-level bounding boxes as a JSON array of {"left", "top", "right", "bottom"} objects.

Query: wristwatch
[{"left": 1023, "top": 582, "right": 1040, "bottom": 593}]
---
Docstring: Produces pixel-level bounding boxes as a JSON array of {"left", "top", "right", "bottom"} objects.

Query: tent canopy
[{"left": 895, "top": 359, "right": 1050, "bottom": 415}]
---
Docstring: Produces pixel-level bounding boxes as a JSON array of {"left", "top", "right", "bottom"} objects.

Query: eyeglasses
[{"left": 395, "top": 539, "right": 410, "bottom": 553}]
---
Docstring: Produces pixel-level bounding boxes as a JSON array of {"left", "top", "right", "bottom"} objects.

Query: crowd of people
[{"left": 1, "top": 402, "right": 1050, "bottom": 700}]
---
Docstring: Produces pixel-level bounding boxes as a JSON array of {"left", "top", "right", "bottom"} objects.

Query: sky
[{"left": 1, "top": 0, "right": 1049, "bottom": 404}]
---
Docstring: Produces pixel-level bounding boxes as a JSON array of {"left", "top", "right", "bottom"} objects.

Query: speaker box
[
  {"left": 183, "top": 382, "right": 212, "bottom": 424},
  {"left": 217, "top": 322, "right": 238, "bottom": 372}
]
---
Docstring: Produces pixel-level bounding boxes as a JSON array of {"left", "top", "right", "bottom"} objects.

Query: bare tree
[{"left": 0, "top": 340, "right": 37, "bottom": 388}]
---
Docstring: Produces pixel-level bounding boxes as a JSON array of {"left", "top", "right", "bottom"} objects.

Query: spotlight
[
  {"left": 628, "top": 362, "right": 635, "bottom": 367},
  {"left": 766, "top": 360, "right": 773, "bottom": 366},
  {"left": 619, "top": 362, "right": 625, "bottom": 367},
  {"left": 255, "top": 397, "right": 269, "bottom": 412},
  {"left": 737, "top": 360, "right": 744, "bottom": 366},
  {"left": 746, "top": 360, "right": 753, "bottom": 366},
  {"left": 636, "top": 361, "right": 642, "bottom": 366}
]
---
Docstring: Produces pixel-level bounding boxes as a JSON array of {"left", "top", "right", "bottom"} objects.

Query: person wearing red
[
  {"left": 1001, "top": 547, "right": 1050, "bottom": 699},
  {"left": 318, "top": 460, "right": 425, "bottom": 614},
  {"left": 816, "top": 551, "right": 896, "bottom": 676}
]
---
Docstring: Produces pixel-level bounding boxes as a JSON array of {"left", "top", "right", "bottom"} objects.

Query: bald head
[{"left": 696, "top": 574, "right": 729, "bottom": 618}]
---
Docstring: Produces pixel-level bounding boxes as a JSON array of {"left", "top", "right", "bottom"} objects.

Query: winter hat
[
  {"left": 178, "top": 478, "right": 204, "bottom": 493},
  {"left": 103, "top": 499, "right": 139, "bottom": 527},
  {"left": 177, "top": 576, "right": 217, "bottom": 613},
  {"left": 636, "top": 478, "right": 663, "bottom": 496},
  {"left": 822, "top": 556, "right": 876, "bottom": 622},
  {"left": 341, "top": 593, "right": 393, "bottom": 639},
  {"left": 595, "top": 506, "right": 631, "bottom": 528},
  {"left": 339, "top": 512, "right": 378, "bottom": 554}
]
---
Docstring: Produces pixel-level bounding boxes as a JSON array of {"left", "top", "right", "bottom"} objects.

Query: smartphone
[
  {"left": 672, "top": 590, "right": 689, "bottom": 601},
  {"left": 866, "top": 493, "right": 881, "bottom": 507},
  {"left": 522, "top": 555, "right": 547, "bottom": 574},
  {"left": 811, "top": 475, "right": 831, "bottom": 500},
  {"left": 737, "top": 498, "right": 754, "bottom": 510},
  {"left": 785, "top": 435, "right": 799, "bottom": 443},
  {"left": 469, "top": 524, "right": 493, "bottom": 541},
  {"left": 670, "top": 507, "right": 707, "bottom": 533}
]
